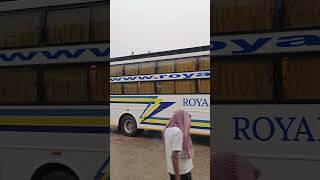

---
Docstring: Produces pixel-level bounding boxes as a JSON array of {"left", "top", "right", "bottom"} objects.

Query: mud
[{"left": 111, "top": 130, "right": 210, "bottom": 180}]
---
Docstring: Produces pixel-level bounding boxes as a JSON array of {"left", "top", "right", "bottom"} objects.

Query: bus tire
[
  {"left": 120, "top": 115, "right": 139, "bottom": 136},
  {"left": 39, "top": 170, "right": 78, "bottom": 180}
]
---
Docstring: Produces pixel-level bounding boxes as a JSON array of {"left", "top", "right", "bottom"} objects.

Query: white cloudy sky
[{"left": 111, "top": 0, "right": 210, "bottom": 58}]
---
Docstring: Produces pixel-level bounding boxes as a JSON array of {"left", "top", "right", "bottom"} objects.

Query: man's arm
[{"left": 172, "top": 151, "right": 181, "bottom": 180}]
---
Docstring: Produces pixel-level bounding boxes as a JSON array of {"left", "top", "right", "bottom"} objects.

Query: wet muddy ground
[{"left": 111, "top": 130, "right": 210, "bottom": 180}]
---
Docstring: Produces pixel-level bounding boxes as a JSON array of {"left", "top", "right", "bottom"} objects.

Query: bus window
[
  {"left": 139, "top": 62, "right": 156, "bottom": 75},
  {"left": 175, "top": 58, "right": 196, "bottom": 72},
  {"left": 0, "top": 12, "right": 41, "bottom": 48},
  {"left": 175, "top": 80, "right": 196, "bottom": 94},
  {"left": 124, "top": 82, "right": 138, "bottom": 94},
  {"left": 89, "top": 65, "right": 109, "bottom": 102},
  {"left": 46, "top": 8, "right": 90, "bottom": 44},
  {"left": 137, "top": 61, "right": 156, "bottom": 94},
  {"left": 158, "top": 60, "right": 174, "bottom": 73},
  {"left": 111, "top": 83, "right": 123, "bottom": 95},
  {"left": 284, "top": 0, "right": 320, "bottom": 28},
  {"left": 198, "top": 79, "right": 210, "bottom": 94},
  {"left": 124, "top": 63, "right": 138, "bottom": 75},
  {"left": 0, "top": 68, "right": 37, "bottom": 103},
  {"left": 110, "top": 65, "right": 123, "bottom": 77},
  {"left": 199, "top": 56, "right": 210, "bottom": 94},
  {"left": 282, "top": 56, "right": 320, "bottom": 100},
  {"left": 199, "top": 56, "right": 210, "bottom": 71},
  {"left": 138, "top": 82, "right": 155, "bottom": 94},
  {"left": 212, "top": 0, "right": 274, "bottom": 33},
  {"left": 44, "top": 66, "right": 88, "bottom": 102},
  {"left": 91, "top": 5, "right": 110, "bottom": 41},
  {"left": 157, "top": 81, "right": 175, "bottom": 94},
  {"left": 213, "top": 58, "right": 274, "bottom": 101}
]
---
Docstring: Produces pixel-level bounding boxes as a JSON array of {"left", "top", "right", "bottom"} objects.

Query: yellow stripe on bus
[
  {"left": 100, "top": 168, "right": 110, "bottom": 180},
  {"left": 142, "top": 98, "right": 161, "bottom": 119},
  {"left": 111, "top": 98, "right": 155, "bottom": 103},
  {"left": 143, "top": 119, "right": 209, "bottom": 128},
  {"left": 0, "top": 117, "right": 110, "bottom": 127},
  {"left": 141, "top": 127, "right": 210, "bottom": 136},
  {"left": 191, "top": 122, "right": 210, "bottom": 128}
]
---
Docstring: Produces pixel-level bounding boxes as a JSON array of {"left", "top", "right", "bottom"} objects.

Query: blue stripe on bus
[
  {"left": 140, "top": 102, "right": 154, "bottom": 118},
  {"left": 140, "top": 122, "right": 210, "bottom": 130},
  {"left": 111, "top": 96, "right": 158, "bottom": 99},
  {"left": 0, "top": 109, "right": 108, "bottom": 116},
  {"left": 191, "top": 120, "right": 210, "bottom": 123},
  {"left": 150, "top": 117, "right": 210, "bottom": 123},
  {"left": 0, "top": 125, "right": 109, "bottom": 133},
  {"left": 140, "top": 122, "right": 166, "bottom": 126},
  {"left": 95, "top": 156, "right": 110, "bottom": 180},
  {"left": 191, "top": 126, "right": 210, "bottom": 130}
]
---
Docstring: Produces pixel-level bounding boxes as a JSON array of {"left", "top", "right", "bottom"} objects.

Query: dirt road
[{"left": 111, "top": 130, "right": 210, "bottom": 180}]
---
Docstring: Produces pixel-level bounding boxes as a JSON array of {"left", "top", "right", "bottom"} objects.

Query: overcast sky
[{"left": 111, "top": 0, "right": 210, "bottom": 58}]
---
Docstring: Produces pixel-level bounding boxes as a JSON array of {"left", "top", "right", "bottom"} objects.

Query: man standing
[{"left": 164, "top": 110, "right": 193, "bottom": 180}]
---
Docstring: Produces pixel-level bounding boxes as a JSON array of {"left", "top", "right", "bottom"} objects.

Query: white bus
[
  {"left": 212, "top": 30, "right": 320, "bottom": 180},
  {"left": 110, "top": 48, "right": 210, "bottom": 136},
  {"left": 0, "top": 1, "right": 109, "bottom": 180}
]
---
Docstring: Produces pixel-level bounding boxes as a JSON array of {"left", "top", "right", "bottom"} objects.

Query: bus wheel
[
  {"left": 120, "top": 115, "right": 139, "bottom": 136},
  {"left": 39, "top": 170, "right": 78, "bottom": 180}
]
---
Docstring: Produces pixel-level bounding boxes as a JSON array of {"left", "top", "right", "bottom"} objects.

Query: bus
[
  {"left": 0, "top": 1, "right": 109, "bottom": 180},
  {"left": 110, "top": 47, "right": 210, "bottom": 136},
  {"left": 211, "top": 1, "right": 320, "bottom": 179}
]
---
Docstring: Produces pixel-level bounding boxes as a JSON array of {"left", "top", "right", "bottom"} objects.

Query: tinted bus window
[
  {"left": 123, "top": 82, "right": 138, "bottom": 94},
  {"left": 198, "top": 79, "right": 210, "bottom": 94},
  {"left": 213, "top": 58, "right": 274, "bottom": 101},
  {"left": 199, "top": 56, "right": 210, "bottom": 71},
  {"left": 175, "top": 58, "right": 196, "bottom": 72},
  {"left": 124, "top": 63, "right": 138, "bottom": 75},
  {"left": 138, "top": 82, "right": 155, "bottom": 94},
  {"left": 157, "top": 81, "right": 175, "bottom": 94},
  {"left": 110, "top": 65, "right": 123, "bottom": 77},
  {"left": 110, "top": 83, "right": 123, "bottom": 95},
  {"left": 284, "top": 0, "right": 320, "bottom": 27},
  {"left": 89, "top": 65, "right": 109, "bottom": 102},
  {"left": 175, "top": 80, "right": 196, "bottom": 94},
  {"left": 46, "top": 8, "right": 90, "bottom": 44},
  {"left": 139, "top": 62, "right": 156, "bottom": 75},
  {"left": 0, "top": 68, "right": 37, "bottom": 103},
  {"left": 91, "top": 5, "right": 110, "bottom": 41},
  {"left": 282, "top": 56, "right": 320, "bottom": 100},
  {"left": 157, "top": 60, "right": 174, "bottom": 73},
  {"left": 0, "top": 12, "right": 41, "bottom": 48},
  {"left": 212, "top": 0, "right": 274, "bottom": 33},
  {"left": 44, "top": 66, "right": 88, "bottom": 102}
]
